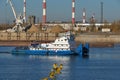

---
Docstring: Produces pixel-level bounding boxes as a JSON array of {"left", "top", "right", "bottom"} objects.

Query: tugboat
[{"left": 12, "top": 32, "right": 89, "bottom": 56}]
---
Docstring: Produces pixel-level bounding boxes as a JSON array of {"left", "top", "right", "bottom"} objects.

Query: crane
[
  {"left": 7, "top": 0, "right": 25, "bottom": 32},
  {"left": 7, "top": 0, "right": 17, "bottom": 20}
]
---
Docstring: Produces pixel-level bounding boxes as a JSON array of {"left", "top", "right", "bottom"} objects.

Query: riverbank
[
  {"left": 0, "top": 32, "right": 119, "bottom": 47},
  {"left": 0, "top": 40, "right": 114, "bottom": 47}
]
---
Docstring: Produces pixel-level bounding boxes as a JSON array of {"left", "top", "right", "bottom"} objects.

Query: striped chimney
[
  {"left": 82, "top": 8, "right": 86, "bottom": 24},
  {"left": 42, "top": 0, "right": 46, "bottom": 25},
  {"left": 23, "top": 0, "right": 26, "bottom": 23},
  {"left": 72, "top": 0, "right": 75, "bottom": 25}
]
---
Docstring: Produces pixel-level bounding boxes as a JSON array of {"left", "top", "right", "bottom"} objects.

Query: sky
[{"left": 0, "top": 0, "right": 120, "bottom": 23}]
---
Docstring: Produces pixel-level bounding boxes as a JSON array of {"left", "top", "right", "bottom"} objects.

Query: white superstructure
[{"left": 29, "top": 32, "right": 76, "bottom": 51}]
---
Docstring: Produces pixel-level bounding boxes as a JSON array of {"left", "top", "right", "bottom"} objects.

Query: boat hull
[
  {"left": 12, "top": 49, "right": 78, "bottom": 55},
  {"left": 11, "top": 43, "right": 89, "bottom": 56}
]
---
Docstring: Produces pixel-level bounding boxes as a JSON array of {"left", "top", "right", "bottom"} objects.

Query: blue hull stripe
[{"left": 12, "top": 50, "right": 77, "bottom": 55}]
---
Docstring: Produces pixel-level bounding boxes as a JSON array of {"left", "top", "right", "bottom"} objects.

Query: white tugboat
[{"left": 12, "top": 32, "right": 89, "bottom": 56}]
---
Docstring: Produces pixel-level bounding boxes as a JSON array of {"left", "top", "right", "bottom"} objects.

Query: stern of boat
[{"left": 75, "top": 43, "right": 89, "bottom": 57}]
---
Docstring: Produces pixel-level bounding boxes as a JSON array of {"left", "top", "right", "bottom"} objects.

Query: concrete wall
[
  {"left": 75, "top": 34, "right": 120, "bottom": 43},
  {"left": 0, "top": 32, "right": 120, "bottom": 43},
  {"left": 0, "top": 32, "right": 56, "bottom": 41}
]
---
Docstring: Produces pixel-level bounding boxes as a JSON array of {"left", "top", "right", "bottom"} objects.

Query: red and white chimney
[
  {"left": 72, "top": 0, "right": 75, "bottom": 25},
  {"left": 82, "top": 8, "right": 86, "bottom": 24},
  {"left": 42, "top": 0, "right": 46, "bottom": 25},
  {"left": 23, "top": 0, "right": 26, "bottom": 23}
]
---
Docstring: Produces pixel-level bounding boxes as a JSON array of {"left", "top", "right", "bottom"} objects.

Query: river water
[{"left": 0, "top": 45, "right": 120, "bottom": 80}]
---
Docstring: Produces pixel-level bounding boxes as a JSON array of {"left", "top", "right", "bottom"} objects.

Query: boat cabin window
[
  {"left": 64, "top": 39, "right": 67, "bottom": 41},
  {"left": 46, "top": 45, "right": 48, "bottom": 47}
]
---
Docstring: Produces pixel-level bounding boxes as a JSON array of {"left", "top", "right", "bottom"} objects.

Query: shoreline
[
  {"left": 0, "top": 40, "right": 115, "bottom": 47},
  {"left": 0, "top": 32, "right": 120, "bottom": 47}
]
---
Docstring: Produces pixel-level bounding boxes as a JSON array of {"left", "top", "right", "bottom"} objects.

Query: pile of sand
[
  {"left": 49, "top": 25, "right": 65, "bottom": 33},
  {"left": 27, "top": 24, "right": 65, "bottom": 33},
  {"left": 27, "top": 24, "right": 39, "bottom": 33}
]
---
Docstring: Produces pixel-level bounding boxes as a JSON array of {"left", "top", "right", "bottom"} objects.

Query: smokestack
[
  {"left": 23, "top": 0, "right": 26, "bottom": 23},
  {"left": 72, "top": 0, "right": 75, "bottom": 25},
  {"left": 101, "top": 2, "right": 103, "bottom": 23},
  {"left": 42, "top": 0, "right": 46, "bottom": 25},
  {"left": 82, "top": 8, "right": 86, "bottom": 24}
]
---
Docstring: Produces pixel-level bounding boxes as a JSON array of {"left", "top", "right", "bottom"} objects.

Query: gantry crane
[{"left": 7, "top": 0, "right": 25, "bottom": 32}]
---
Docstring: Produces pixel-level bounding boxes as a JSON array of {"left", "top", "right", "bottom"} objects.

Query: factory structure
[
  {"left": 3, "top": 0, "right": 111, "bottom": 32},
  {"left": 40, "top": 0, "right": 110, "bottom": 30},
  {"left": 39, "top": 0, "right": 111, "bottom": 32}
]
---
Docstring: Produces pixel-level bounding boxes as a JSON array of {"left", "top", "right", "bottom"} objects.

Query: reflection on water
[
  {"left": 0, "top": 45, "right": 120, "bottom": 80},
  {"left": 90, "top": 46, "right": 120, "bottom": 60},
  {"left": 0, "top": 46, "right": 15, "bottom": 53},
  {"left": 29, "top": 55, "right": 71, "bottom": 61},
  {"left": 90, "top": 53, "right": 120, "bottom": 60}
]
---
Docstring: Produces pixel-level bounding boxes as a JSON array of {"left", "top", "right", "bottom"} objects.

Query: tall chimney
[
  {"left": 82, "top": 8, "right": 86, "bottom": 24},
  {"left": 23, "top": 0, "right": 26, "bottom": 23},
  {"left": 42, "top": 0, "right": 46, "bottom": 25},
  {"left": 72, "top": 0, "right": 75, "bottom": 25}
]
